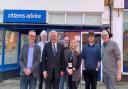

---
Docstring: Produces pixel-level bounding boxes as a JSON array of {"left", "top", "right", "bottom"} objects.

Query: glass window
[
  {"left": 48, "top": 13, "right": 65, "bottom": 24},
  {"left": 67, "top": 13, "right": 83, "bottom": 24},
  {"left": 21, "top": 34, "right": 29, "bottom": 49},
  {"left": 0, "top": 31, "right": 2, "bottom": 65},
  {"left": 36, "top": 35, "right": 41, "bottom": 43},
  {"left": 123, "top": 11, "right": 128, "bottom": 72},
  {"left": 4, "top": 31, "right": 18, "bottom": 64},
  {"left": 84, "top": 13, "right": 102, "bottom": 25},
  {"left": 0, "top": 12, "right": 3, "bottom": 23}
]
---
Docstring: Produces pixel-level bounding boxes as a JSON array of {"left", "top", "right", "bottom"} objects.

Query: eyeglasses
[
  {"left": 29, "top": 35, "right": 36, "bottom": 37},
  {"left": 42, "top": 35, "right": 46, "bottom": 37},
  {"left": 102, "top": 34, "right": 108, "bottom": 37},
  {"left": 64, "top": 40, "right": 69, "bottom": 41}
]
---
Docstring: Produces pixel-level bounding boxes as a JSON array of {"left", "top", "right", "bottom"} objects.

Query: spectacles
[
  {"left": 64, "top": 40, "right": 69, "bottom": 41},
  {"left": 42, "top": 35, "right": 46, "bottom": 37},
  {"left": 29, "top": 35, "right": 36, "bottom": 37},
  {"left": 102, "top": 35, "right": 107, "bottom": 37}
]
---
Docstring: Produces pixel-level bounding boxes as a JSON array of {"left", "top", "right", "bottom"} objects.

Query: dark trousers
[
  {"left": 38, "top": 71, "right": 43, "bottom": 89},
  {"left": 45, "top": 69, "right": 60, "bottom": 89},
  {"left": 84, "top": 70, "right": 98, "bottom": 89},
  {"left": 68, "top": 75, "right": 77, "bottom": 89},
  {"left": 38, "top": 63, "right": 44, "bottom": 89}
]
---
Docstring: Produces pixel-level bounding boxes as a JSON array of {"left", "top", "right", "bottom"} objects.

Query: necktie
[{"left": 53, "top": 44, "right": 56, "bottom": 56}]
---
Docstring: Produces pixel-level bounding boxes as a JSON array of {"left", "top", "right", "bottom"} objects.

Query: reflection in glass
[
  {"left": 123, "top": 12, "right": 128, "bottom": 72},
  {"left": 123, "top": 20, "right": 128, "bottom": 73},
  {"left": 4, "top": 31, "right": 18, "bottom": 64},
  {"left": 21, "top": 34, "right": 28, "bottom": 48},
  {"left": 0, "top": 31, "right": 2, "bottom": 65}
]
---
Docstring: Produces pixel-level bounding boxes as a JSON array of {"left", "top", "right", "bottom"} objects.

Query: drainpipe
[{"left": 109, "top": 1, "right": 112, "bottom": 34}]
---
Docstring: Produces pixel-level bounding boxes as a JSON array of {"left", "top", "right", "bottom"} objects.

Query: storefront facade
[
  {"left": 123, "top": 0, "right": 128, "bottom": 76},
  {"left": 0, "top": 0, "right": 126, "bottom": 81}
]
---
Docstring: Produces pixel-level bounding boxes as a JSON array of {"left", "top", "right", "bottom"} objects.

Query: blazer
[
  {"left": 19, "top": 43, "right": 41, "bottom": 78},
  {"left": 42, "top": 42, "right": 65, "bottom": 79}
]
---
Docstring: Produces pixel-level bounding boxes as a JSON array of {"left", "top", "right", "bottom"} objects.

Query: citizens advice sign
[{"left": 3, "top": 9, "right": 46, "bottom": 23}]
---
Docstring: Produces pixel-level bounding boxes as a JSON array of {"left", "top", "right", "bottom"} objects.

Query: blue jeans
[
  {"left": 59, "top": 71, "right": 68, "bottom": 89},
  {"left": 20, "top": 75, "right": 37, "bottom": 89}
]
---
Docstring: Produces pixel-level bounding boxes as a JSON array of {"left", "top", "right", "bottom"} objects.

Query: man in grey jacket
[
  {"left": 20, "top": 30, "right": 41, "bottom": 89},
  {"left": 101, "top": 30, "right": 122, "bottom": 89}
]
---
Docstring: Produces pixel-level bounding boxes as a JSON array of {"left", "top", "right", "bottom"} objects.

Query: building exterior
[{"left": 0, "top": 0, "right": 127, "bottom": 81}]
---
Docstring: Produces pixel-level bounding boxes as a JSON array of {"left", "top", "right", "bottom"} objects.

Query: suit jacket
[
  {"left": 19, "top": 43, "right": 41, "bottom": 78},
  {"left": 42, "top": 42, "right": 65, "bottom": 79}
]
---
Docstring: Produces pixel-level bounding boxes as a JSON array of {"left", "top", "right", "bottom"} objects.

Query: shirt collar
[
  {"left": 41, "top": 40, "right": 45, "bottom": 44},
  {"left": 52, "top": 42, "right": 57, "bottom": 46},
  {"left": 88, "top": 43, "right": 95, "bottom": 47},
  {"left": 103, "top": 40, "right": 110, "bottom": 46},
  {"left": 29, "top": 43, "right": 35, "bottom": 47}
]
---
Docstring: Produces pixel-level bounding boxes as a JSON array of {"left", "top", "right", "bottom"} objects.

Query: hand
[
  {"left": 61, "top": 71, "right": 64, "bottom": 77},
  {"left": 43, "top": 71, "right": 48, "bottom": 79},
  {"left": 26, "top": 69, "right": 31, "bottom": 75},
  {"left": 96, "top": 68, "right": 98, "bottom": 71},
  {"left": 23, "top": 68, "right": 28, "bottom": 75},
  {"left": 73, "top": 68, "right": 76, "bottom": 72},
  {"left": 24, "top": 68, "right": 31, "bottom": 76},
  {"left": 67, "top": 69, "right": 73, "bottom": 75},
  {"left": 117, "top": 73, "right": 122, "bottom": 81}
]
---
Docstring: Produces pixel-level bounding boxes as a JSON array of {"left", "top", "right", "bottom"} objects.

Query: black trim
[{"left": 0, "top": 23, "right": 110, "bottom": 34}]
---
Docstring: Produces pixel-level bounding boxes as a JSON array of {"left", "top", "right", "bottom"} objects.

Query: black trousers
[
  {"left": 45, "top": 69, "right": 60, "bottom": 89},
  {"left": 68, "top": 75, "right": 78, "bottom": 89},
  {"left": 84, "top": 70, "right": 98, "bottom": 89},
  {"left": 38, "top": 72, "right": 43, "bottom": 89},
  {"left": 38, "top": 64, "right": 44, "bottom": 89}
]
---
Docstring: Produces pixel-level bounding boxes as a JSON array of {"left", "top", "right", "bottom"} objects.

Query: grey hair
[
  {"left": 49, "top": 30, "right": 57, "bottom": 36},
  {"left": 40, "top": 30, "right": 47, "bottom": 37},
  {"left": 28, "top": 30, "right": 36, "bottom": 36}
]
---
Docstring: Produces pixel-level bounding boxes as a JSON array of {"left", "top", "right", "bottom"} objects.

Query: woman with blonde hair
[{"left": 66, "top": 40, "right": 81, "bottom": 89}]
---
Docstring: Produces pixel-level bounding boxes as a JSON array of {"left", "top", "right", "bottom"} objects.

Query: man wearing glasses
[
  {"left": 101, "top": 30, "right": 122, "bottom": 89},
  {"left": 20, "top": 30, "right": 41, "bottom": 89}
]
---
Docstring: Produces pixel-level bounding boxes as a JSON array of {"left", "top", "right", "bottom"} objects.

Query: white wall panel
[{"left": 0, "top": 0, "right": 104, "bottom": 12}]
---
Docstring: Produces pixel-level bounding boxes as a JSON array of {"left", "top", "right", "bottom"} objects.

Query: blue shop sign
[{"left": 3, "top": 9, "right": 46, "bottom": 23}]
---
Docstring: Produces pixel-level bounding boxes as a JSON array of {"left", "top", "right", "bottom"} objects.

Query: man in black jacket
[{"left": 42, "top": 30, "right": 65, "bottom": 89}]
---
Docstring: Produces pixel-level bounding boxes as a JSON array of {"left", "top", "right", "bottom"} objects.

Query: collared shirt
[
  {"left": 82, "top": 43, "right": 101, "bottom": 70},
  {"left": 27, "top": 43, "right": 35, "bottom": 69},
  {"left": 38, "top": 41, "right": 45, "bottom": 60}
]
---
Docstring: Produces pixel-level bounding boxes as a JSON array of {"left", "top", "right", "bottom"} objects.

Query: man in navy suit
[{"left": 42, "top": 30, "right": 65, "bottom": 89}]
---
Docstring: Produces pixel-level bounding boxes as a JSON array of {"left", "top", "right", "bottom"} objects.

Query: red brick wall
[{"left": 65, "top": 32, "right": 80, "bottom": 41}]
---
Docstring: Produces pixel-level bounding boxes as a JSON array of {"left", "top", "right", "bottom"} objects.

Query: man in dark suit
[
  {"left": 20, "top": 30, "right": 41, "bottom": 89},
  {"left": 42, "top": 30, "right": 65, "bottom": 89}
]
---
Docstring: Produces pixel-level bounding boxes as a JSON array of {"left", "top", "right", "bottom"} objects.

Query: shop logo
[{"left": 3, "top": 9, "right": 46, "bottom": 23}]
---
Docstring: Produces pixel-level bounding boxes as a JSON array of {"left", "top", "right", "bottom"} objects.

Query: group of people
[{"left": 19, "top": 29, "right": 122, "bottom": 89}]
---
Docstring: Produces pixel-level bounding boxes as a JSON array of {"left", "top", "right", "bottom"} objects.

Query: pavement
[{"left": 0, "top": 78, "right": 128, "bottom": 89}]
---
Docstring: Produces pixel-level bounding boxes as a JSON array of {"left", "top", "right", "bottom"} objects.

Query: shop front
[
  {"left": 123, "top": 0, "right": 128, "bottom": 76},
  {"left": 0, "top": 8, "right": 110, "bottom": 81}
]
